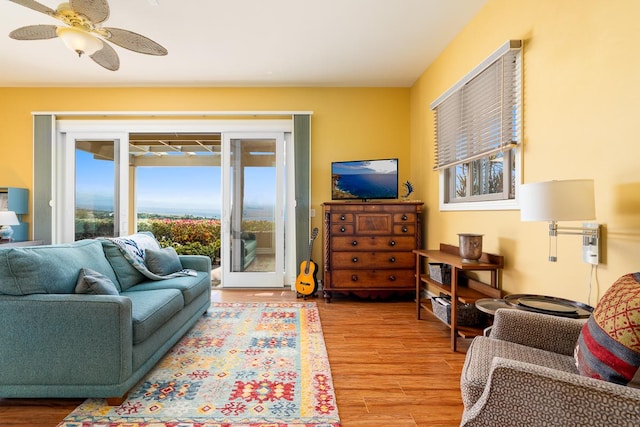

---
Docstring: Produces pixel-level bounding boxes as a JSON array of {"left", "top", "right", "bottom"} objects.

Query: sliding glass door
[
  {"left": 55, "top": 132, "right": 129, "bottom": 243},
  {"left": 221, "top": 133, "right": 285, "bottom": 287}
]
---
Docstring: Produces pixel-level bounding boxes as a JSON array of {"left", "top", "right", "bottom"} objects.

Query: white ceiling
[{"left": 0, "top": 0, "right": 487, "bottom": 87}]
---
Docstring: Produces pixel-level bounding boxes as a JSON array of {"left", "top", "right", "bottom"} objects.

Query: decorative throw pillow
[
  {"left": 575, "top": 272, "right": 640, "bottom": 387},
  {"left": 145, "top": 247, "right": 183, "bottom": 276},
  {"left": 75, "top": 267, "right": 119, "bottom": 295}
]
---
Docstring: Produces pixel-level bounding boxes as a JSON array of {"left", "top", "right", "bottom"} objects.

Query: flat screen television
[{"left": 331, "top": 158, "right": 398, "bottom": 201}]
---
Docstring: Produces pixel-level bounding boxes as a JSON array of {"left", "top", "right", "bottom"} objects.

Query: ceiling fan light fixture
[{"left": 56, "top": 26, "right": 103, "bottom": 57}]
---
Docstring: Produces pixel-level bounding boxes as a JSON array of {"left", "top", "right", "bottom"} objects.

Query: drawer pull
[
  {"left": 340, "top": 226, "right": 346, "bottom": 232},
  {"left": 389, "top": 240, "right": 396, "bottom": 246},
  {"left": 402, "top": 214, "right": 408, "bottom": 220},
  {"left": 402, "top": 226, "right": 408, "bottom": 233},
  {"left": 351, "top": 275, "right": 358, "bottom": 281},
  {"left": 340, "top": 215, "right": 346, "bottom": 220},
  {"left": 389, "top": 275, "right": 396, "bottom": 281},
  {"left": 389, "top": 256, "right": 396, "bottom": 263},
  {"left": 352, "top": 257, "right": 358, "bottom": 263},
  {"left": 352, "top": 240, "right": 358, "bottom": 246}
]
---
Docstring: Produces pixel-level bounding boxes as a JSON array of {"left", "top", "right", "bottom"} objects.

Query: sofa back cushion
[
  {"left": 100, "top": 232, "right": 163, "bottom": 291},
  {"left": 101, "top": 240, "right": 146, "bottom": 291},
  {"left": 575, "top": 272, "right": 640, "bottom": 387},
  {"left": 0, "top": 240, "right": 120, "bottom": 295}
]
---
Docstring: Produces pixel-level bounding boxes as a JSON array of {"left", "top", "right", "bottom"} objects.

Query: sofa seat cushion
[
  {"left": 0, "top": 240, "right": 119, "bottom": 295},
  {"left": 462, "top": 336, "right": 578, "bottom": 408},
  {"left": 575, "top": 272, "right": 640, "bottom": 387},
  {"left": 122, "top": 288, "right": 184, "bottom": 344},
  {"left": 126, "top": 272, "right": 210, "bottom": 305}
]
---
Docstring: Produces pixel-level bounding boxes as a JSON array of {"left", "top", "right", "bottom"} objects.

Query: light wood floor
[{"left": 0, "top": 289, "right": 469, "bottom": 427}]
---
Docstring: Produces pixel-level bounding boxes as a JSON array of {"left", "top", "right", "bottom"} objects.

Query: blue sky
[{"left": 76, "top": 151, "right": 276, "bottom": 216}]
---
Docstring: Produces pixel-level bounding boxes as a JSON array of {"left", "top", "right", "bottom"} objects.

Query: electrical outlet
[
  {"left": 310, "top": 209, "right": 316, "bottom": 217},
  {"left": 582, "top": 222, "right": 599, "bottom": 265}
]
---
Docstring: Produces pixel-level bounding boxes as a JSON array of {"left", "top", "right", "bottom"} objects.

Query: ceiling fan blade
[
  {"left": 103, "top": 27, "right": 167, "bottom": 56},
  {"left": 8, "top": 0, "right": 55, "bottom": 16},
  {"left": 69, "top": 0, "right": 110, "bottom": 24},
  {"left": 90, "top": 41, "right": 120, "bottom": 71},
  {"left": 9, "top": 24, "right": 58, "bottom": 40}
]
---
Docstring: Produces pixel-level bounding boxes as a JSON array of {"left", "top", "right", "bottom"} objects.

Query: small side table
[
  {"left": 475, "top": 298, "right": 522, "bottom": 316},
  {"left": 476, "top": 295, "right": 593, "bottom": 318},
  {"left": 476, "top": 295, "right": 593, "bottom": 336}
]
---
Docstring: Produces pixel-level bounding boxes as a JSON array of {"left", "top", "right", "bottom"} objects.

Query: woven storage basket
[
  {"left": 428, "top": 263, "right": 451, "bottom": 285},
  {"left": 431, "top": 296, "right": 482, "bottom": 326}
]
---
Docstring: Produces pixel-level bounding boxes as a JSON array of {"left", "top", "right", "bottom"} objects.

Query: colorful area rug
[{"left": 58, "top": 302, "right": 340, "bottom": 427}]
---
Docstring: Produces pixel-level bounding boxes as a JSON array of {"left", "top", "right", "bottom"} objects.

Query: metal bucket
[{"left": 458, "top": 234, "right": 483, "bottom": 263}]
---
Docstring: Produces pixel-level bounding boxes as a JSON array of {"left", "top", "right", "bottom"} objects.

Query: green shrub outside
[{"left": 137, "top": 219, "right": 270, "bottom": 264}]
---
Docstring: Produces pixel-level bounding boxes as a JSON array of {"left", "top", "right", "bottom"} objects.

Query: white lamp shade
[
  {"left": 520, "top": 179, "right": 596, "bottom": 222},
  {"left": 56, "top": 26, "right": 103, "bottom": 56},
  {"left": 0, "top": 211, "right": 20, "bottom": 226}
]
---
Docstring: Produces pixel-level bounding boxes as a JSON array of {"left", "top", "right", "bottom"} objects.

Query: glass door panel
[
  {"left": 222, "top": 133, "right": 284, "bottom": 287},
  {"left": 75, "top": 141, "right": 117, "bottom": 240},
  {"left": 54, "top": 132, "right": 128, "bottom": 243}
]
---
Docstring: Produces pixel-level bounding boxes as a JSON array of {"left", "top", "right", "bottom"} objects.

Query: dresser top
[{"left": 322, "top": 201, "right": 423, "bottom": 206}]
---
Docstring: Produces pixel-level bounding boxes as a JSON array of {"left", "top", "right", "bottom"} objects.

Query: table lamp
[
  {"left": 0, "top": 211, "right": 20, "bottom": 241},
  {"left": 520, "top": 179, "right": 599, "bottom": 263}
]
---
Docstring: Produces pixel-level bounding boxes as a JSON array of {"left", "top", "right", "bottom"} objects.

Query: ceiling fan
[{"left": 7, "top": 0, "right": 168, "bottom": 71}]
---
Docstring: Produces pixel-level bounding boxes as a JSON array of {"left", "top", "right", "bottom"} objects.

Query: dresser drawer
[
  {"left": 331, "top": 251, "right": 415, "bottom": 269},
  {"left": 394, "top": 213, "right": 416, "bottom": 223},
  {"left": 332, "top": 236, "right": 416, "bottom": 251},
  {"left": 355, "top": 213, "right": 392, "bottom": 234},
  {"left": 331, "top": 213, "right": 354, "bottom": 223},
  {"left": 393, "top": 224, "right": 415, "bottom": 235},
  {"left": 331, "top": 269, "right": 415, "bottom": 288},
  {"left": 331, "top": 224, "right": 354, "bottom": 235}
]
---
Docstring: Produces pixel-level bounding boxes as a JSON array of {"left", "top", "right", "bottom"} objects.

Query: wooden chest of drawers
[{"left": 321, "top": 201, "right": 423, "bottom": 302}]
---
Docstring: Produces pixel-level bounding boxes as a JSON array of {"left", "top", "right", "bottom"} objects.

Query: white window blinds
[{"left": 431, "top": 40, "right": 522, "bottom": 170}]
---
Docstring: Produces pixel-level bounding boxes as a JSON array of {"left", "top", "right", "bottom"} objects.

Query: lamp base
[{"left": 0, "top": 225, "right": 14, "bottom": 241}]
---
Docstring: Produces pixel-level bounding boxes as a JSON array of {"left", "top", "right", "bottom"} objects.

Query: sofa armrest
[
  {"left": 179, "top": 255, "right": 211, "bottom": 273},
  {"left": 461, "top": 357, "right": 640, "bottom": 427},
  {"left": 0, "top": 294, "right": 133, "bottom": 387},
  {"left": 490, "top": 308, "right": 586, "bottom": 355}
]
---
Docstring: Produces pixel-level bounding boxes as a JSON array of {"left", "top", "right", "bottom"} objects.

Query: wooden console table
[{"left": 415, "top": 243, "right": 504, "bottom": 351}]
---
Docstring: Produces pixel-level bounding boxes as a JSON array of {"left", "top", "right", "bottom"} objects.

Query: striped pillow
[{"left": 575, "top": 273, "right": 640, "bottom": 387}]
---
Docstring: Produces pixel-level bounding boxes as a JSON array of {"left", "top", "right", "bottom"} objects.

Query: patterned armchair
[{"left": 460, "top": 308, "right": 640, "bottom": 426}]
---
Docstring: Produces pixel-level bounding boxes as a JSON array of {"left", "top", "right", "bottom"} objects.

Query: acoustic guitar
[{"left": 295, "top": 227, "right": 319, "bottom": 298}]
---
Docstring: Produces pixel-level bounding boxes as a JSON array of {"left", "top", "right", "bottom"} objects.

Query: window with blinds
[{"left": 431, "top": 40, "right": 522, "bottom": 207}]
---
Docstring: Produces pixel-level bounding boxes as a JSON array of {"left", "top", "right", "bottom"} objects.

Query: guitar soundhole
[{"left": 351, "top": 275, "right": 358, "bottom": 281}]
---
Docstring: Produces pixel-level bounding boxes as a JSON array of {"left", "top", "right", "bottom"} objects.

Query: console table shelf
[{"left": 415, "top": 243, "right": 504, "bottom": 351}]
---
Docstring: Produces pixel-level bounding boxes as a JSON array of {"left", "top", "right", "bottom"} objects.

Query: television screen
[{"left": 331, "top": 158, "right": 398, "bottom": 201}]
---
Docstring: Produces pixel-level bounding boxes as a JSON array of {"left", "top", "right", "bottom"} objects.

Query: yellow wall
[
  {"left": 410, "top": 0, "right": 640, "bottom": 304},
  {"left": 3, "top": 0, "right": 639, "bottom": 304},
  {"left": 0, "top": 87, "right": 410, "bottom": 266}
]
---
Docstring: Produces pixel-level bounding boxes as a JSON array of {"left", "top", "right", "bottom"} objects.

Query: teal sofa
[
  {"left": 0, "top": 237, "right": 211, "bottom": 402},
  {"left": 241, "top": 232, "right": 257, "bottom": 270}
]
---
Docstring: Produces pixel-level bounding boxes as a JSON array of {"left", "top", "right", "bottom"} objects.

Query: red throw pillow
[{"left": 575, "top": 273, "right": 640, "bottom": 387}]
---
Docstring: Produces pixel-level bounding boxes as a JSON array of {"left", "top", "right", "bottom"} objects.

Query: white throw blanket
[{"left": 104, "top": 233, "right": 195, "bottom": 280}]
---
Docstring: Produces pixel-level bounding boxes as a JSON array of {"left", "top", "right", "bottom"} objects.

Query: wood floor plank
[{"left": 0, "top": 289, "right": 468, "bottom": 426}]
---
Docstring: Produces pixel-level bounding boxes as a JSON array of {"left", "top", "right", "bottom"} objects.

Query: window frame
[{"left": 432, "top": 40, "right": 522, "bottom": 212}]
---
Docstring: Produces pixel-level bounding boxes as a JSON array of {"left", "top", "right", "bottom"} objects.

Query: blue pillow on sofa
[
  {"left": 145, "top": 247, "right": 183, "bottom": 276},
  {"left": 75, "top": 267, "right": 119, "bottom": 295}
]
